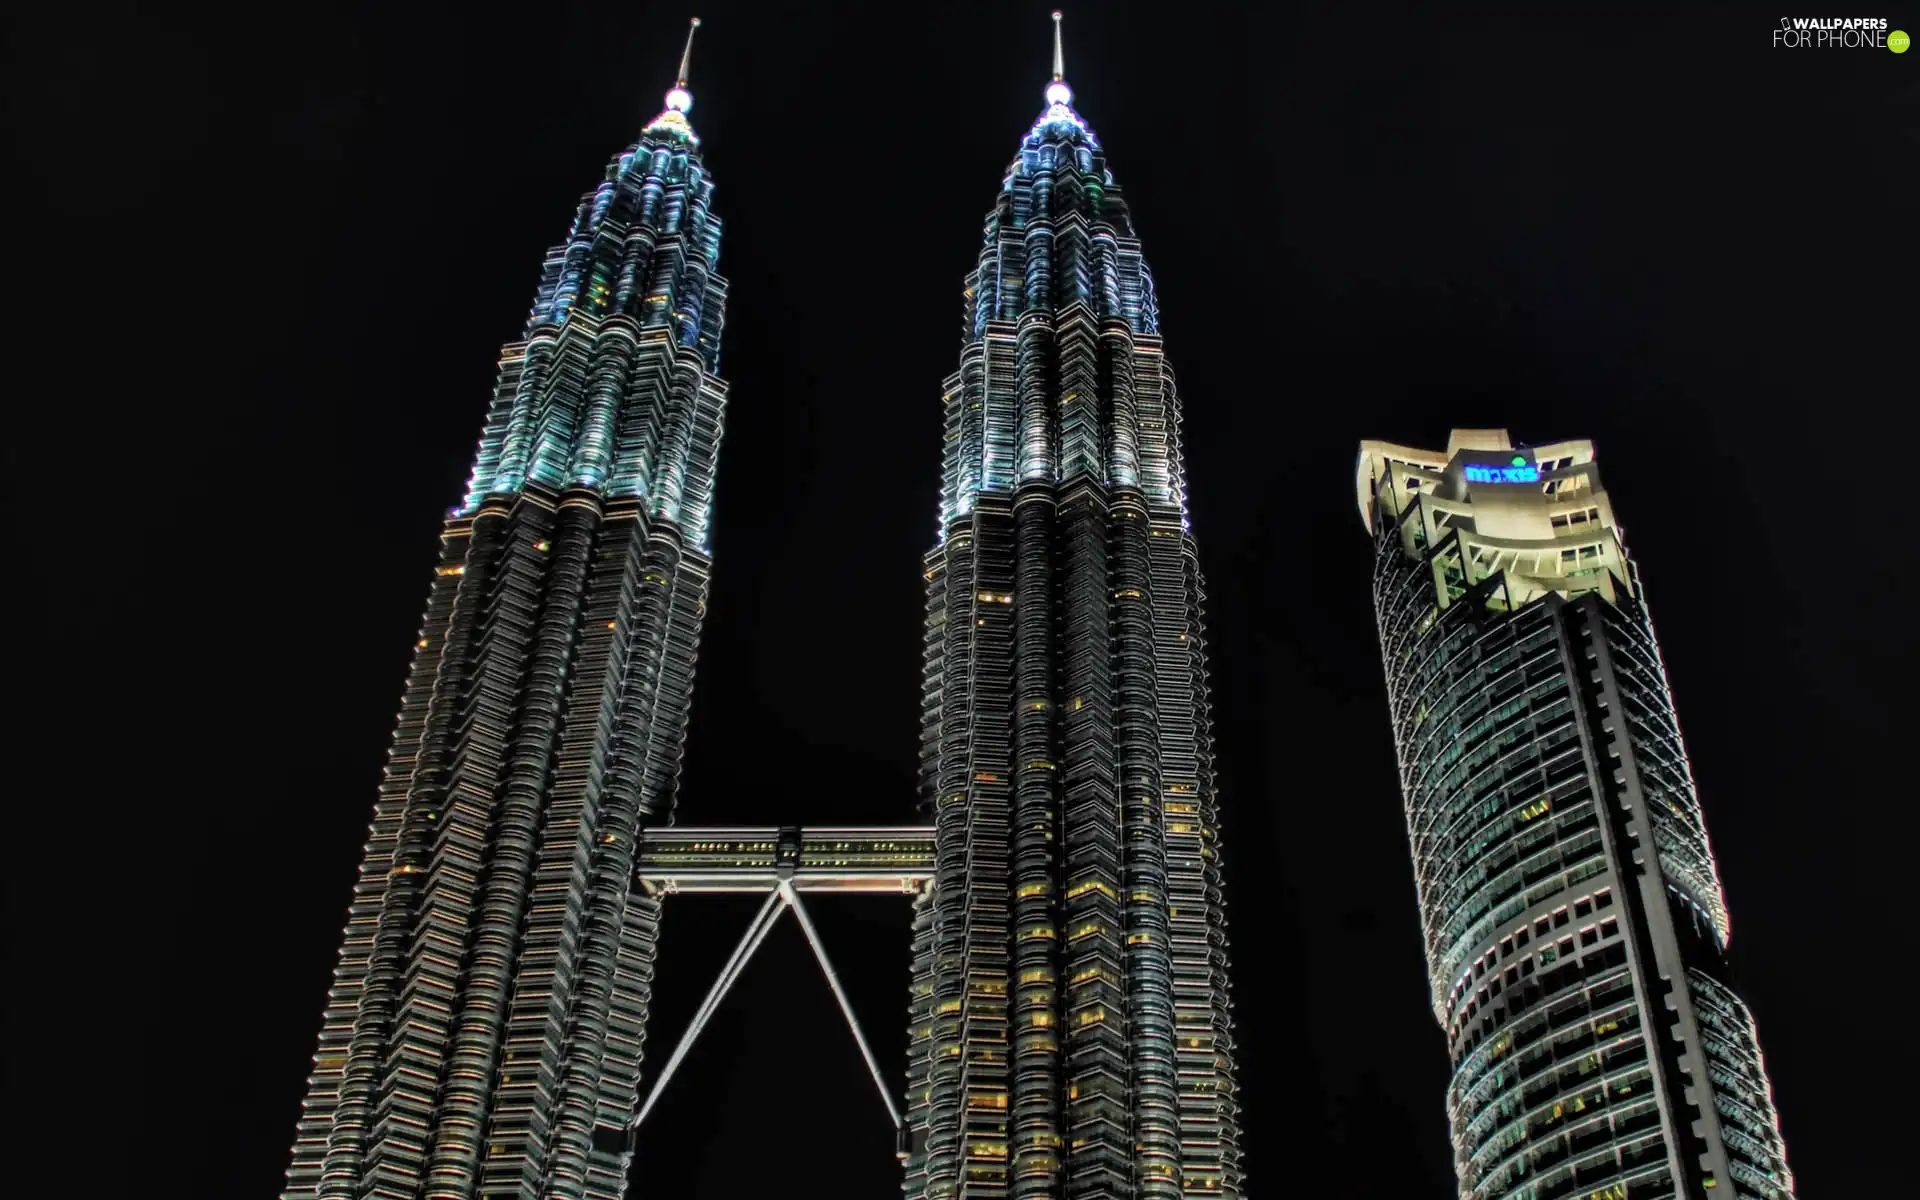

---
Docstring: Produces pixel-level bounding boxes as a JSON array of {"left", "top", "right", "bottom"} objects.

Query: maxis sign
[{"left": 1464, "top": 458, "right": 1540, "bottom": 485}]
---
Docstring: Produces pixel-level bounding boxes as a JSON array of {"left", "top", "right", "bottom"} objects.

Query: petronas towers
[{"left": 286, "top": 14, "right": 1246, "bottom": 1200}]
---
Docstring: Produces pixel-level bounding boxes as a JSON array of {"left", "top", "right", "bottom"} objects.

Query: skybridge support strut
[
  {"left": 626, "top": 825, "right": 936, "bottom": 1140},
  {"left": 780, "top": 879, "right": 905, "bottom": 1130},
  {"left": 630, "top": 888, "right": 784, "bottom": 1131}
]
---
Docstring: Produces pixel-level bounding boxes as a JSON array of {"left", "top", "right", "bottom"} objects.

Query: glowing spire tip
[
  {"left": 1044, "top": 10, "right": 1075, "bottom": 106},
  {"left": 1046, "top": 10, "right": 1071, "bottom": 105},
  {"left": 664, "top": 16, "right": 700, "bottom": 113}
]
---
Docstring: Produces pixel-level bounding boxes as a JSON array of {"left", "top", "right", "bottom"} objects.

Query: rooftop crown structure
[
  {"left": 903, "top": 14, "right": 1245, "bottom": 1197},
  {"left": 1356, "top": 430, "right": 1794, "bottom": 1200}
]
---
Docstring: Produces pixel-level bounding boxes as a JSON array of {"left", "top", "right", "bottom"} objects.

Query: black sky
[{"left": 13, "top": 1, "right": 1915, "bottom": 1194}]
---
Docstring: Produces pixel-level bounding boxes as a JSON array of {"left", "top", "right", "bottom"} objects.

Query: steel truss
[{"left": 629, "top": 826, "right": 936, "bottom": 1147}]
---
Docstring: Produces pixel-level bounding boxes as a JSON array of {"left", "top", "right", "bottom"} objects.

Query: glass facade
[
  {"left": 1358, "top": 430, "right": 1794, "bottom": 1200},
  {"left": 904, "top": 22, "right": 1244, "bottom": 1199},
  {"left": 284, "top": 36, "right": 728, "bottom": 1200}
]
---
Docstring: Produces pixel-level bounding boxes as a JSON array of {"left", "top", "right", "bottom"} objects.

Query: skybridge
[
  {"left": 628, "top": 825, "right": 937, "bottom": 1154},
  {"left": 634, "top": 825, "right": 936, "bottom": 895}
]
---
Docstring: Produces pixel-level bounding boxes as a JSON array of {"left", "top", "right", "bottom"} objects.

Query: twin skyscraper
[{"left": 286, "top": 15, "right": 1793, "bottom": 1200}]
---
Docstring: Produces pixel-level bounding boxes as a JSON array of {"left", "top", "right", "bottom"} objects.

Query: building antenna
[
  {"left": 664, "top": 17, "right": 701, "bottom": 113},
  {"left": 677, "top": 16, "right": 701, "bottom": 88},
  {"left": 1047, "top": 11, "right": 1073, "bottom": 106}
]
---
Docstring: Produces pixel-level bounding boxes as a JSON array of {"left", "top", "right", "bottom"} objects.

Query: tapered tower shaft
[
  {"left": 905, "top": 22, "right": 1244, "bottom": 1199},
  {"left": 286, "top": 28, "right": 727, "bottom": 1200}
]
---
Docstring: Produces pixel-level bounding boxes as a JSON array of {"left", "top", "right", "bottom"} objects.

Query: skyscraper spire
[
  {"left": 678, "top": 16, "right": 700, "bottom": 84},
  {"left": 647, "top": 16, "right": 702, "bottom": 141},
  {"left": 669, "top": 16, "right": 700, "bottom": 107},
  {"left": 1046, "top": 10, "right": 1072, "bottom": 106}
]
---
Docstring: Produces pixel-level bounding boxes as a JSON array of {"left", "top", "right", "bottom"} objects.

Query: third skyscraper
[{"left": 1356, "top": 430, "right": 1793, "bottom": 1200}]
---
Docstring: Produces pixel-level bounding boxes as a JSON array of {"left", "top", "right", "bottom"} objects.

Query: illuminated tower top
[
  {"left": 940, "top": 11, "right": 1190, "bottom": 540},
  {"left": 458, "top": 15, "right": 728, "bottom": 549},
  {"left": 648, "top": 17, "right": 702, "bottom": 138},
  {"left": 1357, "top": 429, "right": 1634, "bottom": 609}
]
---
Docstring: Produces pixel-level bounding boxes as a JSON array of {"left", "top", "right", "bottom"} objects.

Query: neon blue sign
[{"left": 1465, "top": 456, "right": 1539, "bottom": 485}]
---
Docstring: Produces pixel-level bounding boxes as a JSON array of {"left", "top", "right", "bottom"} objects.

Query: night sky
[{"left": 16, "top": 1, "right": 1913, "bottom": 1194}]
